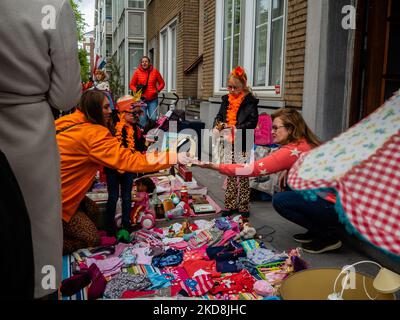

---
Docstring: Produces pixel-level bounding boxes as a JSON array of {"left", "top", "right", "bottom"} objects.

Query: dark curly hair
[{"left": 136, "top": 177, "right": 156, "bottom": 193}]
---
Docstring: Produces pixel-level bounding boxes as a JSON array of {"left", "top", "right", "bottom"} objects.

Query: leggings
[{"left": 62, "top": 197, "right": 100, "bottom": 254}]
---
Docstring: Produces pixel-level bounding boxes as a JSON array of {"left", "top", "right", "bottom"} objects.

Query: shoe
[
  {"left": 292, "top": 231, "right": 315, "bottom": 244},
  {"left": 222, "top": 209, "right": 238, "bottom": 217},
  {"left": 302, "top": 238, "right": 342, "bottom": 254},
  {"left": 240, "top": 212, "right": 250, "bottom": 218}
]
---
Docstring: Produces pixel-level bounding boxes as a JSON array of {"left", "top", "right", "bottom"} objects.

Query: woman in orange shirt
[{"left": 56, "top": 90, "right": 187, "bottom": 253}]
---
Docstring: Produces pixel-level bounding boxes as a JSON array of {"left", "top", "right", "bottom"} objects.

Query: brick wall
[
  {"left": 201, "top": 0, "right": 216, "bottom": 100},
  {"left": 284, "top": 0, "right": 308, "bottom": 108},
  {"left": 147, "top": 0, "right": 199, "bottom": 100}
]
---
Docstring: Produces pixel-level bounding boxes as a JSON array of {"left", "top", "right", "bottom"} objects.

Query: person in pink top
[
  {"left": 197, "top": 109, "right": 343, "bottom": 254},
  {"left": 198, "top": 108, "right": 319, "bottom": 180}
]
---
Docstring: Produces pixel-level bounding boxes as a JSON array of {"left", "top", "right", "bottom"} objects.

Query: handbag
[{"left": 136, "top": 70, "right": 151, "bottom": 94}]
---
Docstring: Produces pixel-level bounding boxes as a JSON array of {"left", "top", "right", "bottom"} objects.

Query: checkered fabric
[{"left": 289, "top": 134, "right": 400, "bottom": 256}]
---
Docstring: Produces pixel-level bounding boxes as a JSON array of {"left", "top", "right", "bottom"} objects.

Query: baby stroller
[{"left": 156, "top": 93, "right": 185, "bottom": 132}]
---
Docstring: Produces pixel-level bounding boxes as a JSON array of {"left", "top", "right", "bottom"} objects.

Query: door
[{"left": 350, "top": 0, "right": 400, "bottom": 126}]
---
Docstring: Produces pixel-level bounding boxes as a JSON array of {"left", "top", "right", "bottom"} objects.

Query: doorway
[{"left": 350, "top": 0, "right": 400, "bottom": 126}]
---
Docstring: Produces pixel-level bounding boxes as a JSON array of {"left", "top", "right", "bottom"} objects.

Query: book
[{"left": 192, "top": 204, "right": 216, "bottom": 214}]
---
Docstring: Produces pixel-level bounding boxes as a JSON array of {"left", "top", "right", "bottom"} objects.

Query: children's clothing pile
[{"left": 62, "top": 217, "right": 307, "bottom": 300}]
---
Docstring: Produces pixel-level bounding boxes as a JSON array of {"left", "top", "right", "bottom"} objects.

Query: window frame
[
  {"left": 214, "top": 0, "right": 287, "bottom": 97},
  {"left": 159, "top": 18, "right": 178, "bottom": 92}
]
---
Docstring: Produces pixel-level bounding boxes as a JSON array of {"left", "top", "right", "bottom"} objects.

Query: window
[
  {"left": 215, "top": 0, "right": 286, "bottom": 94},
  {"left": 254, "top": 0, "right": 285, "bottom": 87},
  {"left": 160, "top": 20, "right": 177, "bottom": 92},
  {"left": 128, "top": 0, "right": 145, "bottom": 8},
  {"left": 106, "top": 0, "right": 112, "bottom": 19},
  {"left": 129, "top": 42, "right": 144, "bottom": 83},
  {"left": 222, "top": 0, "right": 241, "bottom": 87},
  {"left": 128, "top": 12, "right": 144, "bottom": 37},
  {"left": 106, "top": 37, "right": 112, "bottom": 57}
]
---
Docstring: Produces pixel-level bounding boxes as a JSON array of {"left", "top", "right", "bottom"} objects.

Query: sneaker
[
  {"left": 302, "top": 238, "right": 342, "bottom": 254},
  {"left": 292, "top": 231, "right": 315, "bottom": 244}
]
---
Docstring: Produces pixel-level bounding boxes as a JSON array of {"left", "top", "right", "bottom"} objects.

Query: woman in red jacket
[{"left": 130, "top": 56, "right": 165, "bottom": 128}]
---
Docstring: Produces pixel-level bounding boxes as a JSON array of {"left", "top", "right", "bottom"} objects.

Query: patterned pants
[
  {"left": 62, "top": 197, "right": 100, "bottom": 254},
  {"left": 223, "top": 146, "right": 250, "bottom": 212}
]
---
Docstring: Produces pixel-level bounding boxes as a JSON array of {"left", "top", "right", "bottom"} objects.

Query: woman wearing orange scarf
[{"left": 213, "top": 67, "right": 259, "bottom": 218}]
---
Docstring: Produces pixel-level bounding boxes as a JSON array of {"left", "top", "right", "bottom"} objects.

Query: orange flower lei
[
  {"left": 115, "top": 113, "right": 136, "bottom": 151},
  {"left": 226, "top": 92, "right": 245, "bottom": 127}
]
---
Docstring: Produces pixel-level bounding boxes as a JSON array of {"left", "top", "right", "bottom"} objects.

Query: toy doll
[{"left": 130, "top": 177, "right": 157, "bottom": 229}]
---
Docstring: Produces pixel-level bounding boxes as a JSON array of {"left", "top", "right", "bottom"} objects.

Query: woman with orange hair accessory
[{"left": 212, "top": 67, "right": 259, "bottom": 218}]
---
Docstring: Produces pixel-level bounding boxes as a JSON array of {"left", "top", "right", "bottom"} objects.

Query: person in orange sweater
[
  {"left": 56, "top": 90, "right": 189, "bottom": 253},
  {"left": 129, "top": 56, "right": 165, "bottom": 128}
]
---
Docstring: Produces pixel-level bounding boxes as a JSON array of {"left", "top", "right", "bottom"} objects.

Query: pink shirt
[{"left": 219, "top": 139, "right": 313, "bottom": 177}]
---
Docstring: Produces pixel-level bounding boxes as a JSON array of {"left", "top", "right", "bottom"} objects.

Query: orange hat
[{"left": 116, "top": 95, "right": 135, "bottom": 113}]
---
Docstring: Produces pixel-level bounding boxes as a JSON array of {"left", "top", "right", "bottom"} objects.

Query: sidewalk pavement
[{"left": 191, "top": 166, "right": 400, "bottom": 281}]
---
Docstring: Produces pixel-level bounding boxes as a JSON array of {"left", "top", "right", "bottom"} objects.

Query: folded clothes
[
  {"left": 121, "top": 290, "right": 156, "bottom": 299},
  {"left": 147, "top": 273, "right": 174, "bottom": 290},
  {"left": 188, "top": 230, "right": 213, "bottom": 249},
  {"left": 216, "top": 260, "right": 245, "bottom": 273},
  {"left": 210, "top": 269, "right": 255, "bottom": 295},
  {"left": 152, "top": 249, "right": 184, "bottom": 268},
  {"left": 180, "top": 275, "right": 215, "bottom": 297},
  {"left": 247, "top": 248, "right": 287, "bottom": 266},
  {"left": 161, "top": 267, "right": 190, "bottom": 297},
  {"left": 215, "top": 217, "right": 232, "bottom": 231},
  {"left": 183, "top": 259, "right": 219, "bottom": 278},
  {"left": 103, "top": 273, "right": 152, "bottom": 299},
  {"left": 86, "top": 257, "right": 124, "bottom": 278},
  {"left": 119, "top": 247, "right": 137, "bottom": 267},
  {"left": 131, "top": 247, "right": 153, "bottom": 265},
  {"left": 213, "top": 230, "right": 238, "bottom": 247},
  {"left": 206, "top": 241, "right": 245, "bottom": 262},
  {"left": 207, "top": 228, "right": 224, "bottom": 247}
]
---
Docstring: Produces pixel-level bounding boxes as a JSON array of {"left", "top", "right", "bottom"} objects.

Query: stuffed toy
[{"left": 235, "top": 222, "right": 257, "bottom": 241}]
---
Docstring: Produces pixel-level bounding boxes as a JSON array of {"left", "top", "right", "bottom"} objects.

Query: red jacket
[{"left": 129, "top": 65, "right": 165, "bottom": 101}]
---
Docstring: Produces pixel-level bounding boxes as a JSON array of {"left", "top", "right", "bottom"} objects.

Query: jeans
[
  {"left": 140, "top": 98, "right": 159, "bottom": 128},
  {"left": 105, "top": 168, "right": 137, "bottom": 235},
  {"left": 272, "top": 191, "right": 340, "bottom": 241}
]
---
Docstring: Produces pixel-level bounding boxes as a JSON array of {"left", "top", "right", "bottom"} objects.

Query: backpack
[{"left": 254, "top": 113, "right": 273, "bottom": 146}]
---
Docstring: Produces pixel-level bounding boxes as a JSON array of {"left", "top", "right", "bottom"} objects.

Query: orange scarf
[
  {"left": 226, "top": 93, "right": 245, "bottom": 127},
  {"left": 115, "top": 114, "right": 136, "bottom": 151}
]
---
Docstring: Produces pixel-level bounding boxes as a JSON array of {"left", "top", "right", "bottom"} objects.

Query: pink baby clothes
[
  {"left": 131, "top": 247, "right": 153, "bottom": 265},
  {"left": 86, "top": 257, "right": 124, "bottom": 278},
  {"left": 168, "top": 241, "right": 189, "bottom": 250},
  {"left": 214, "top": 230, "right": 238, "bottom": 247}
]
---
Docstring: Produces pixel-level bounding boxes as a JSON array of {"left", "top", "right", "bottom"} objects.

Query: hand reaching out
[{"left": 278, "top": 170, "right": 288, "bottom": 192}]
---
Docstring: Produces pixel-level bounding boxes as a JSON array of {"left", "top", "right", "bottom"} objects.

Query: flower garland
[
  {"left": 226, "top": 92, "right": 245, "bottom": 127},
  {"left": 115, "top": 114, "right": 136, "bottom": 151}
]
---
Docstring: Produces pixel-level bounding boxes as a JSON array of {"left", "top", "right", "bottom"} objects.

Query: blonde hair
[
  {"left": 229, "top": 67, "right": 252, "bottom": 95},
  {"left": 272, "top": 108, "right": 321, "bottom": 147}
]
